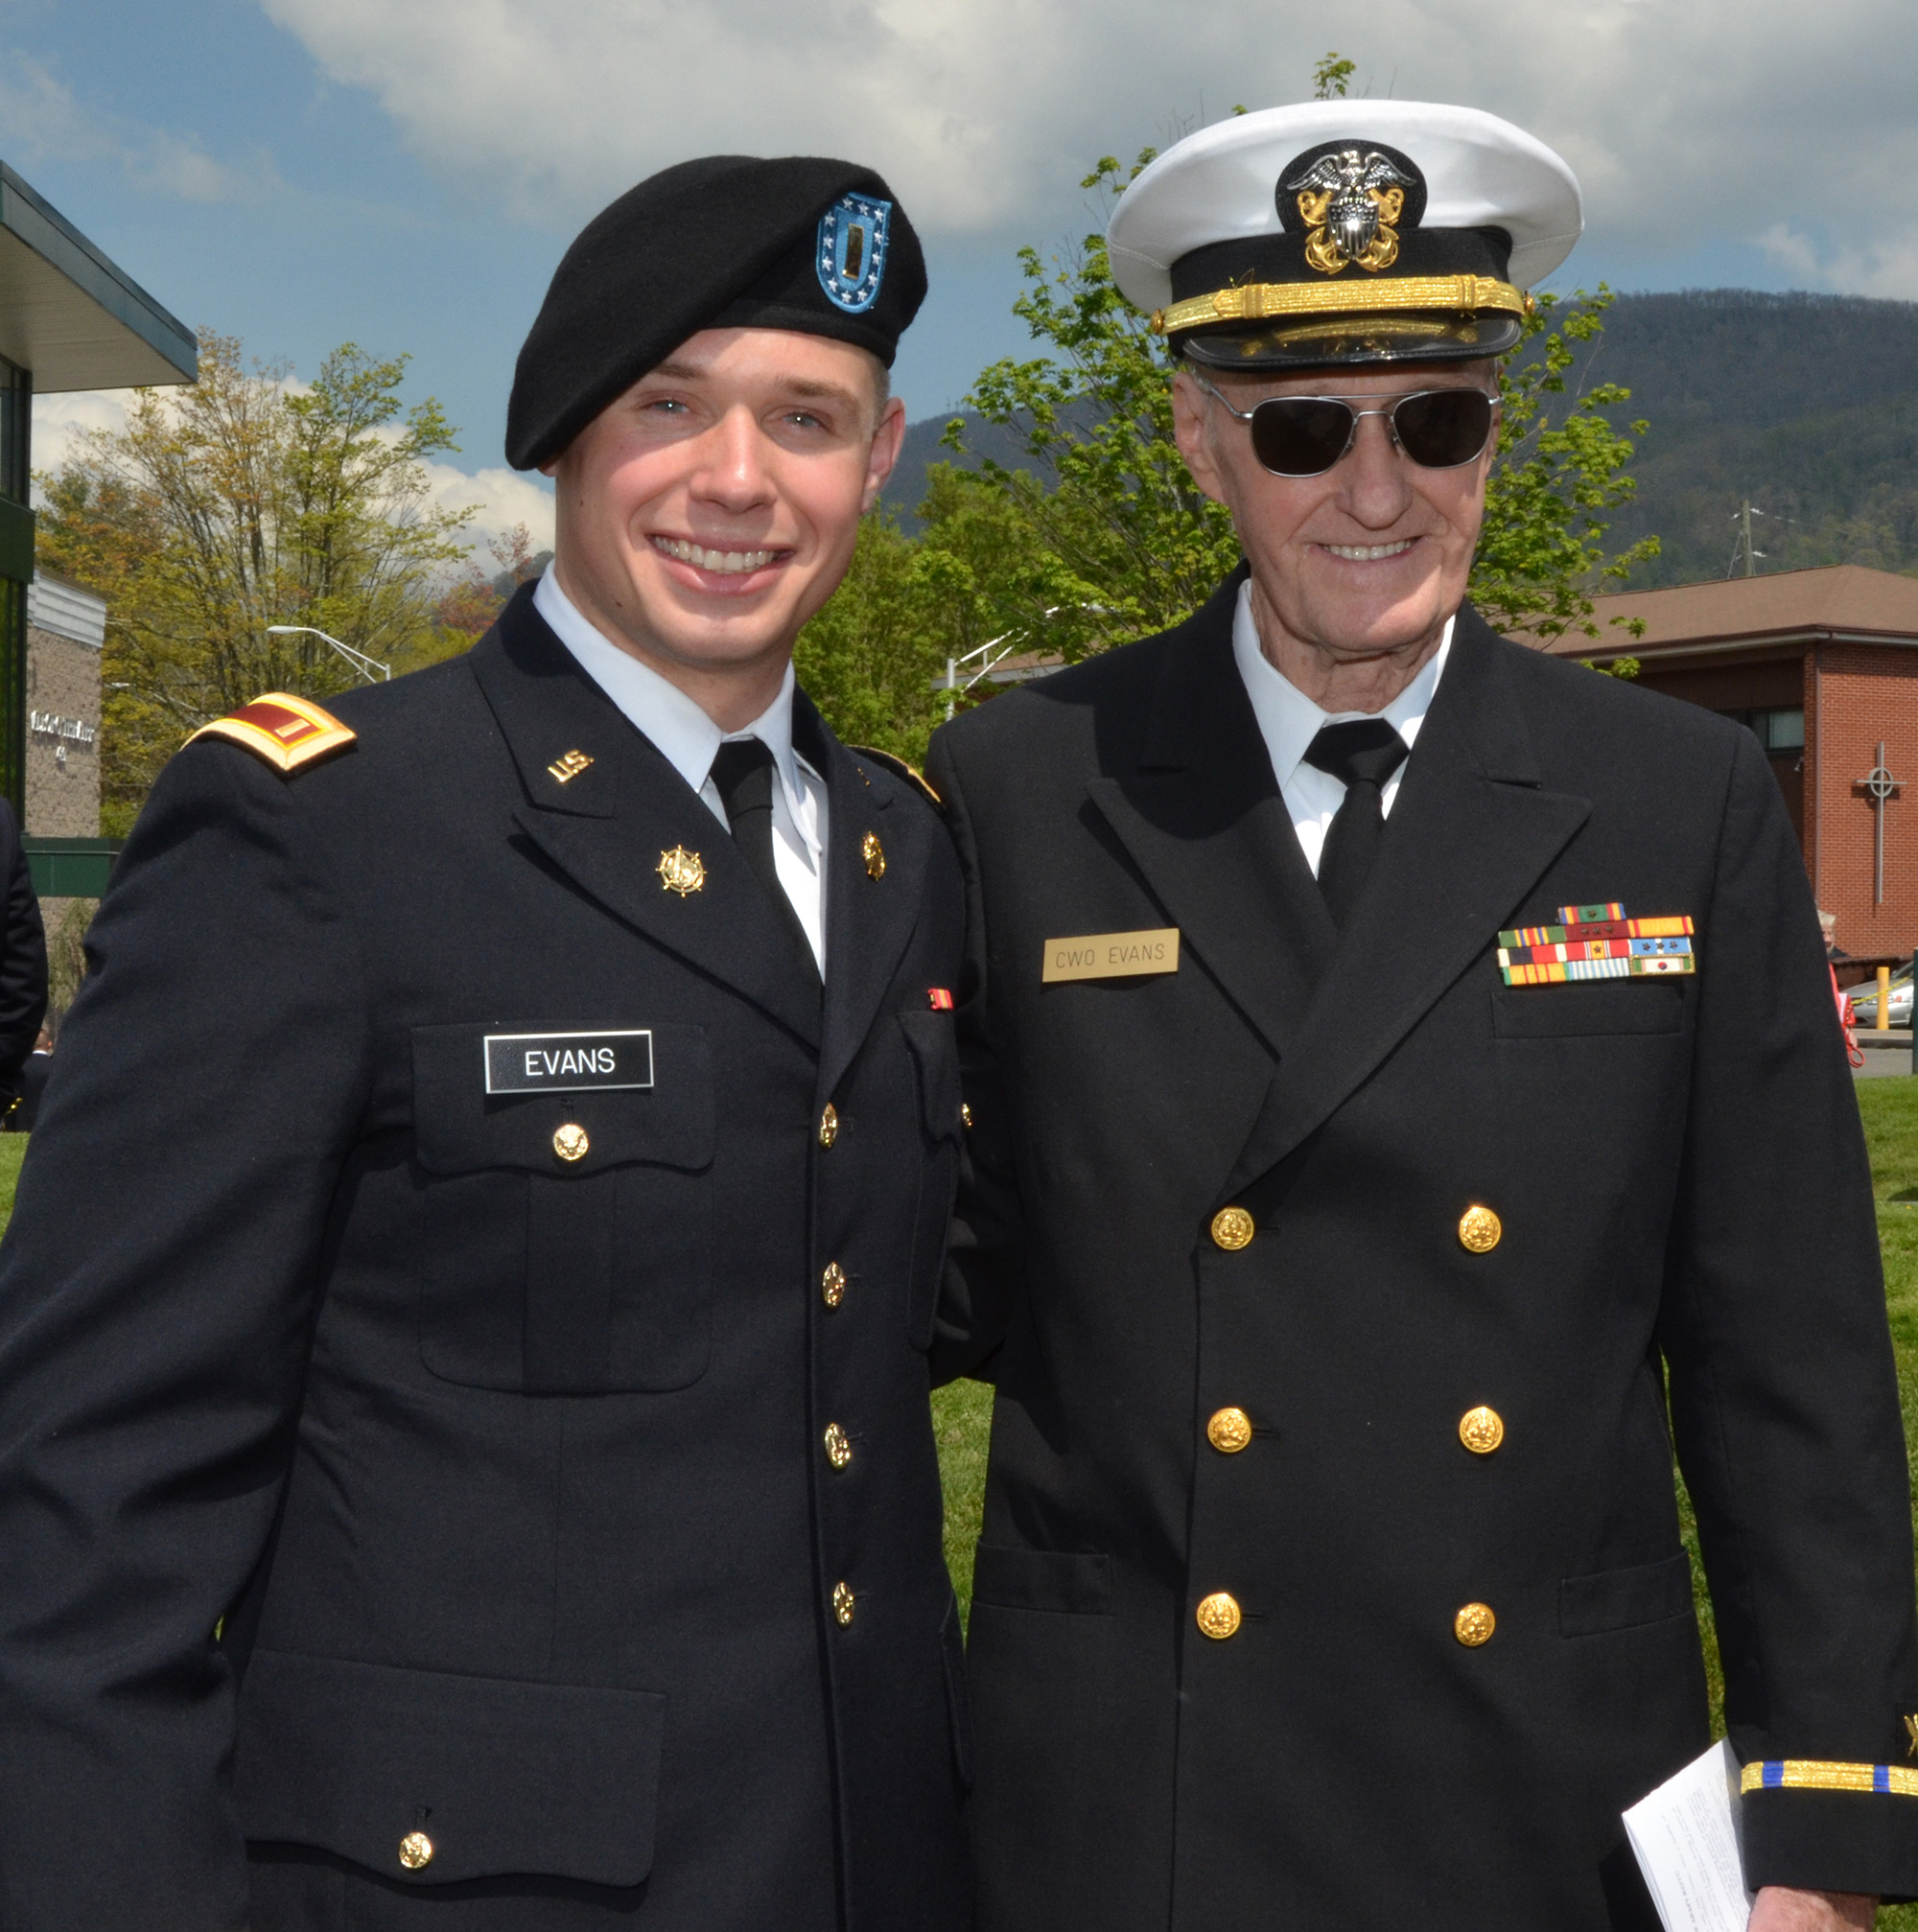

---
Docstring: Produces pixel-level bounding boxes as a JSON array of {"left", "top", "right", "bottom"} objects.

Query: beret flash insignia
[
  {"left": 1284, "top": 147, "right": 1417, "bottom": 275},
  {"left": 816, "top": 192, "right": 892, "bottom": 314},
  {"left": 185, "top": 691, "right": 356, "bottom": 775}
]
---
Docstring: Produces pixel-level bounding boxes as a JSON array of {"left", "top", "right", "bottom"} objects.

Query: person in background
[{"left": 4, "top": 1027, "right": 51, "bottom": 1133}]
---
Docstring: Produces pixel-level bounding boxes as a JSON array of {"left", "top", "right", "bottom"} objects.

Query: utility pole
[{"left": 1729, "top": 500, "right": 1766, "bottom": 579}]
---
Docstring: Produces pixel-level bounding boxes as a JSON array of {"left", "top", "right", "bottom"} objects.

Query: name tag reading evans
[
  {"left": 483, "top": 1030, "right": 654, "bottom": 1094},
  {"left": 1041, "top": 928, "right": 1181, "bottom": 984}
]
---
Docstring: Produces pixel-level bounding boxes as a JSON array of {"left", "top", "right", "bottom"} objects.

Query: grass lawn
[{"left": 931, "top": 1081, "right": 1918, "bottom": 1924}]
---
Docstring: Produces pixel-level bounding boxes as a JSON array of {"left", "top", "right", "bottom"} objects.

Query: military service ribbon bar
[
  {"left": 1498, "top": 904, "right": 1697, "bottom": 987},
  {"left": 1740, "top": 1759, "right": 1918, "bottom": 1799}
]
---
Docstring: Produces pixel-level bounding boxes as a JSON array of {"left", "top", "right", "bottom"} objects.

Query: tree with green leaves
[{"left": 36, "top": 331, "right": 473, "bottom": 831}]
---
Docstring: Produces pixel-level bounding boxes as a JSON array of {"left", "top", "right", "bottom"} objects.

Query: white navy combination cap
[{"left": 1108, "top": 101, "right": 1582, "bottom": 370}]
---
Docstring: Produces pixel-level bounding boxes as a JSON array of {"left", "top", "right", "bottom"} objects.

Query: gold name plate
[{"left": 1041, "top": 927, "right": 1181, "bottom": 984}]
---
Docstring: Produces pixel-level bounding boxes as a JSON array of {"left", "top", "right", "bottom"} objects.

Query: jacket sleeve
[
  {"left": 924, "top": 728, "right": 1027, "bottom": 1387},
  {"left": 1662, "top": 727, "right": 1918, "bottom": 1898},
  {"left": 0, "top": 742, "right": 371, "bottom": 1931},
  {"left": 0, "top": 797, "right": 48, "bottom": 1093}
]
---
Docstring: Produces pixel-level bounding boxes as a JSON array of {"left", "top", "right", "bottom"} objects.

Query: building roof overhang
[
  {"left": 1535, "top": 565, "right": 1918, "bottom": 668},
  {"left": 0, "top": 164, "right": 195, "bottom": 392}
]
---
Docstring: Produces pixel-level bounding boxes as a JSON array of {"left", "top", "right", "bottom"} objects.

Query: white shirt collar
[
  {"left": 532, "top": 565, "right": 822, "bottom": 859},
  {"left": 1230, "top": 578, "right": 1453, "bottom": 788}
]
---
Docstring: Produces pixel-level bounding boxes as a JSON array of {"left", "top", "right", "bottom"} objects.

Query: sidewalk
[{"left": 1854, "top": 1029, "right": 1914, "bottom": 1079}]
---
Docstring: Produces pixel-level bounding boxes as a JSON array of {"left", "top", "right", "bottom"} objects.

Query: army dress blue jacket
[{"left": 0, "top": 587, "right": 972, "bottom": 1932}]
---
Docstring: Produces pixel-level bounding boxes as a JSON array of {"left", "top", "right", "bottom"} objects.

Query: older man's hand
[{"left": 1750, "top": 1885, "right": 1876, "bottom": 1928}]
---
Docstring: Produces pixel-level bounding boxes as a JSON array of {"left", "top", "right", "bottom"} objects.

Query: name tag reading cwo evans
[
  {"left": 483, "top": 1030, "right": 655, "bottom": 1094},
  {"left": 1041, "top": 928, "right": 1181, "bottom": 984}
]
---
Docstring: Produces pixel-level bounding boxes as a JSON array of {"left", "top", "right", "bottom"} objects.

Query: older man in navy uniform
[
  {"left": 929, "top": 103, "right": 1916, "bottom": 1931},
  {"left": 0, "top": 158, "right": 971, "bottom": 1931}
]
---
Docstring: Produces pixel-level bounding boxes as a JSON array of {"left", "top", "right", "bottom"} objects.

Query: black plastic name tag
[{"left": 482, "top": 1030, "right": 654, "bottom": 1094}]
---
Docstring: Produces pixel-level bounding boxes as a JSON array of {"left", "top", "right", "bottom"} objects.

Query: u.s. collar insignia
[
  {"left": 1283, "top": 145, "right": 1418, "bottom": 275},
  {"left": 657, "top": 846, "right": 705, "bottom": 896},
  {"left": 817, "top": 193, "right": 891, "bottom": 314}
]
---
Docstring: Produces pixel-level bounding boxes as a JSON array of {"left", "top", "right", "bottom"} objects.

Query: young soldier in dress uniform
[
  {"left": 0, "top": 157, "right": 971, "bottom": 1932},
  {"left": 928, "top": 103, "right": 1917, "bottom": 1931}
]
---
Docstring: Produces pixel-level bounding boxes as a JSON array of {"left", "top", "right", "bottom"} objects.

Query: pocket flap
[
  {"left": 1493, "top": 981, "right": 1686, "bottom": 1039},
  {"left": 412, "top": 1022, "right": 713, "bottom": 1175},
  {"left": 899, "top": 1009, "right": 962, "bottom": 1142},
  {"left": 971, "top": 1544, "right": 1112, "bottom": 1615},
  {"left": 234, "top": 1649, "right": 666, "bottom": 1887},
  {"left": 1558, "top": 1550, "right": 1694, "bottom": 1637}
]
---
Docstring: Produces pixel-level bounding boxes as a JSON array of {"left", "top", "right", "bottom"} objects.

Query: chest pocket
[
  {"left": 900, "top": 1008, "right": 963, "bottom": 1351},
  {"left": 411, "top": 1021, "right": 715, "bottom": 1394}
]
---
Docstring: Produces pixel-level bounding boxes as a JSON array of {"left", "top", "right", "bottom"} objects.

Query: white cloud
[
  {"left": 30, "top": 392, "right": 130, "bottom": 493},
  {"left": 260, "top": 0, "right": 1918, "bottom": 290},
  {"left": 422, "top": 461, "right": 554, "bottom": 560},
  {"left": 0, "top": 48, "right": 275, "bottom": 206},
  {"left": 1759, "top": 223, "right": 1918, "bottom": 303}
]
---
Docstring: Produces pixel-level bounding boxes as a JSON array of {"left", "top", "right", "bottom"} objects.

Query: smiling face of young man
[
  {"left": 544, "top": 326, "right": 906, "bottom": 731},
  {"left": 1171, "top": 357, "right": 1499, "bottom": 713}
]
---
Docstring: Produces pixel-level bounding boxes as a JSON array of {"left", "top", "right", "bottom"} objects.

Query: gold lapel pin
[
  {"left": 862, "top": 830, "right": 885, "bottom": 881},
  {"left": 1905, "top": 1713, "right": 1918, "bottom": 1759},
  {"left": 658, "top": 847, "right": 705, "bottom": 896},
  {"left": 548, "top": 749, "right": 594, "bottom": 783}
]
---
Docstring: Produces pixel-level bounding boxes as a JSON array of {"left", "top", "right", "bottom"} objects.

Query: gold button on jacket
[
  {"left": 831, "top": 1580, "right": 856, "bottom": 1626},
  {"left": 818, "top": 1103, "right": 839, "bottom": 1149},
  {"left": 1210, "top": 1206, "right": 1254, "bottom": 1251},
  {"left": 1454, "top": 1602, "right": 1496, "bottom": 1646},
  {"left": 1458, "top": 1204, "right": 1502, "bottom": 1253},
  {"left": 398, "top": 1831, "right": 433, "bottom": 1871},
  {"left": 824, "top": 1422, "right": 853, "bottom": 1469},
  {"left": 1206, "top": 1407, "right": 1253, "bottom": 1453},
  {"left": 1195, "top": 1591, "right": 1242, "bottom": 1640},
  {"left": 1459, "top": 1406, "right": 1505, "bottom": 1455},
  {"left": 820, "top": 1262, "right": 847, "bottom": 1309},
  {"left": 552, "top": 1123, "right": 589, "bottom": 1163}
]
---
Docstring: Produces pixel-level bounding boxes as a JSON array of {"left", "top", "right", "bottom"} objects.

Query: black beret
[{"left": 506, "top": 155, "right": 926, "bottom": 470}]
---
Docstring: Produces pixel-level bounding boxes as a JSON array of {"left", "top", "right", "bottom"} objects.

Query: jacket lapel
[
  {"left": 806, "top": 697, "right": 931, "bottom": 1104},
  {"left": 1220, "top": 606, "right": 1590, "bottom": 1203},
  {"left": 471, "top": 591, "right": 823, "bottom": 1048},
  {"left": 1086, "top": 571, "right": 1336, "bottom": 1061}
]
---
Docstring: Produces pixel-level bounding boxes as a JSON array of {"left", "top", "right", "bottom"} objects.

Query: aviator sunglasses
[{"left": 1195, "top": 375, "right": 1500, "bottom": 478}]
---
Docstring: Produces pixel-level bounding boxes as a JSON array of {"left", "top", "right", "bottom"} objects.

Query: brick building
[
  {"left": 1553, "top": 565, "right": 1918, "bottom": 965},
  {"left": 25, "top": 569, "right": 101, "bottom": 839}
]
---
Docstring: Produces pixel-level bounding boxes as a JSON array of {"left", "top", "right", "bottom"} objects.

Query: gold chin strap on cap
[{"left": 1151, "top": 274, "right": 1532, "bottom": 338}]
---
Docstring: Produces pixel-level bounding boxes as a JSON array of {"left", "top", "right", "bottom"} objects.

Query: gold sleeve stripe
[
  {"left": 1740, "top": 1759, "right": 1918, "bottom": 1797},
  {"left": 1150, "top": 274, "right": 1530, "bottom": 338},
  {"left": 185, "top": 692, "right": 357, "bottom": 774}
]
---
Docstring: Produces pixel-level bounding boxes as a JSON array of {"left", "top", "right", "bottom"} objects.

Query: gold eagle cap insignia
[{"left": 1285, "top": 148, "right": 1415, "bottom": 275}]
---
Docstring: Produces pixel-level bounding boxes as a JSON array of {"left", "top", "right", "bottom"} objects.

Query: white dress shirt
[
  {"left": 1230, "top": 579, "right": 1452, "bottom": 878},
  {"left": 534, "top": 568, "right": 830, "bottom": 970}
]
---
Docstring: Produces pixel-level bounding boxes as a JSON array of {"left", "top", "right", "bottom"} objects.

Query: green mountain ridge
[{"left": 881, "top": 290, "right": 1918, "bottom": 591}]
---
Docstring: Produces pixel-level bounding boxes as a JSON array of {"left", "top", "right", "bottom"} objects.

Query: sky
[{"left": 11, "top": 0, "right": 1918, "bottom": 560}]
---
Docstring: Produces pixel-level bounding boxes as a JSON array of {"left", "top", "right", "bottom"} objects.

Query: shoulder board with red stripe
[{"left": 185, "top": 692, "right": 357, "bottom": 774}]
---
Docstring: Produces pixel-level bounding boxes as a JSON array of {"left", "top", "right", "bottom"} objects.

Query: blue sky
[{"left": 12, "top": 0, "right": 1916, "bottom": 553}]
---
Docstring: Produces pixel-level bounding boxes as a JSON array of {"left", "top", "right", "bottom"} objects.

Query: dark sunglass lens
[
  {"left": 1392, "top": 389, "right": 1494, "bottom": 468},
  {"left": 1248, "top": 397, "right": 1355, "bottom": 477}
]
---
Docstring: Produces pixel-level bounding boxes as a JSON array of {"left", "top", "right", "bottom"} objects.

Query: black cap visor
[{"left": 1178, "top": 308, "right": 1523, "bottom": 371}]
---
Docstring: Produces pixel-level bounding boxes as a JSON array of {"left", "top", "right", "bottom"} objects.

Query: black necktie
[
  {"left": 1302, "top": 718, "right": 1410, "bottom": 928},
  {"left": 708, "top": 738, "right": 820, "bottom": 983}
]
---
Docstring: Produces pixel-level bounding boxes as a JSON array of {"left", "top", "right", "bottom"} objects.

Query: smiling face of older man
[{"left": 1171, "top": 356, "right": 1499, "bottom": 715}]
